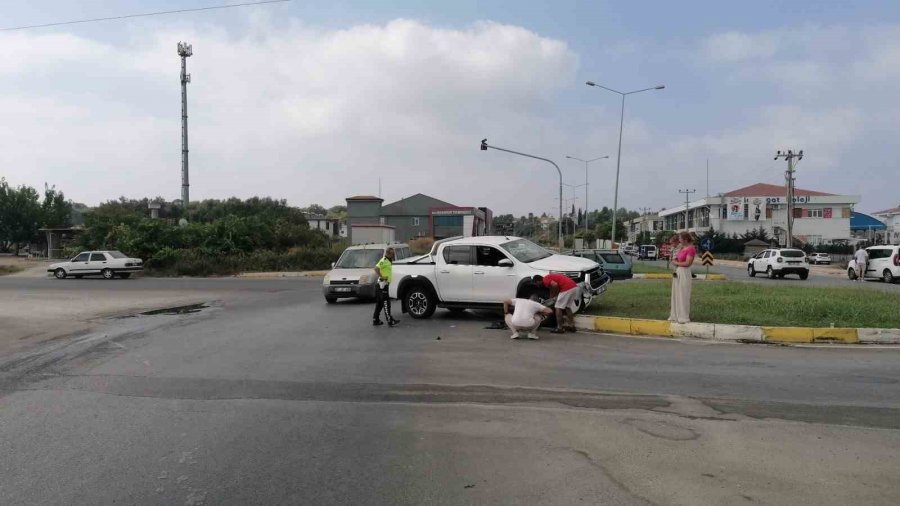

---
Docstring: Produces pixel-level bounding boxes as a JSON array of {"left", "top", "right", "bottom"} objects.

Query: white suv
[
  {"left": 848, "top": 245, "right": 900, "bottom": 283},
  {"left": 808, "top": 252, "right": 832, "bottom": 265},
  {"left": 747, "top": 248, "right": 809, "bottom": 280}
]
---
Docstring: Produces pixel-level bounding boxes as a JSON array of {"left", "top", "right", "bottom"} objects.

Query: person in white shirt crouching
[{"left": 502, "top": 296, "right": 554, "bottom": 340}]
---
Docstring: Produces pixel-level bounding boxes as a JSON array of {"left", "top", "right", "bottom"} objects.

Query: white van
[
  {"left": 323, "top": 243, "right": 411, "bottom": 303},
  {"left": 639, "top": 244, "right": 658, "bottom": 260}
]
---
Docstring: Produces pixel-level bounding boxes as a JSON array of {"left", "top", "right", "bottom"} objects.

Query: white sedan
[{"left": 48, "top": 250, "right": 143, "bottom": 280}]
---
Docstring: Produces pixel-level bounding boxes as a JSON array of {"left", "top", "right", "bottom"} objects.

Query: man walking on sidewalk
[{"left": 373, "top": 247, "right": 399, "bottom": 327}]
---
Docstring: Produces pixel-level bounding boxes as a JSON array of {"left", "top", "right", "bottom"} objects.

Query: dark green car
[{"left": 569, "top": 249, "right": 633, "bottom": 279}]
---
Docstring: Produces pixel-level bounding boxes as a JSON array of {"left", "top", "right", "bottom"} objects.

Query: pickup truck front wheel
[{"left": 405, "top": 286, "right": 436, "bottom": 319}]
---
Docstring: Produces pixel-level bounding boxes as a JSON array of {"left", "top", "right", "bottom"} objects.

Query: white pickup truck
[{"left": 390, "top": 236, "right": 610, "bottom": 319}]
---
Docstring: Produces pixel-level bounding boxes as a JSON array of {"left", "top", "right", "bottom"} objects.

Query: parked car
[
  {"left": 747, "top": 248, "right": 809, "bottom": 280},
  {"left": 638, "top": 244, "right": 658, "bottom": 260},
  {"left": 569, "top": 249, "right": 633, "bottom": 279},
  {"left": 389, "top": 236, "right": 610, "bottom": 319},
  {"left": 808, "top": 252, "right": 832, "bottom": 265},
  {"left": 48, "top": 251, "right": 143, "bottom": 280},
  {"left": 847, "top": 245, "right": 900, "bottom": 283},
  {"left": 622, "top": 244, "right": 637, "bottom": 256},
  {"left": 323, "top": 243, "right": 411, "bottom": 303}
]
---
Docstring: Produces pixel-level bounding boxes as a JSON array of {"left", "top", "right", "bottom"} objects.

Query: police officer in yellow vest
[{"left": 373, "top": 247, "right": 399, "bottom": 327}]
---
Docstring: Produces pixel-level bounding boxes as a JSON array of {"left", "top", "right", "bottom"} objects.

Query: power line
[{"left": 0, "top": 0, "right": 291, "bottom": 32}]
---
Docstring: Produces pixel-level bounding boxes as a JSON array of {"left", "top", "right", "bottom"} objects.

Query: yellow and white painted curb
[
  {"left": 574, "top": 315, "right": 900, "bottom": 344},
  {"left": 632, "top": 273, "right": 727, "bottom": 280}
]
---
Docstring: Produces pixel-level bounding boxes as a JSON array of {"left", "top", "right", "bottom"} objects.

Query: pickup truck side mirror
[{"left": 498, "top": 259, "right": 513, "bottom": 267}]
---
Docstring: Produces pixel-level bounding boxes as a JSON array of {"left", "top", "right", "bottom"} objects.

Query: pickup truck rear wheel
[{"left": 405, "top": 286, "right": 436, "bottom": 319}]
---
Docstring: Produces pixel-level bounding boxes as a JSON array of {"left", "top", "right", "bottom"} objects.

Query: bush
[
  {"left": 146, "top": 244, "right": 345, "bottom": 276},
  {"left": 408, "top": 237, "right": 434, "bottom": 255}
]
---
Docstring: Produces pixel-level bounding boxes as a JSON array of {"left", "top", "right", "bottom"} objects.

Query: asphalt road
[
  {"left": 2, "top": 276, "right": 900, "bottom": 505},
  {"left": 640, "top": 258, "right": 900, "bottom": 291}
]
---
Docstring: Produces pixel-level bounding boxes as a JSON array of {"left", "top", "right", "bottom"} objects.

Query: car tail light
[
  {"left": 777, "top": 257, "right": 784, "bottom": 263},
  {"left": 894, "top": 254, "right": 899, "bottom": 267}
]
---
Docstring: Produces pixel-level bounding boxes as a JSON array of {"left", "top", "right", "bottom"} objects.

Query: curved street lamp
[
  {"left": 481, "top": 139, "right": 564, "bottom": 250},
  {"left": 566, "top": 154, "right": 609, "bottom": 237}
]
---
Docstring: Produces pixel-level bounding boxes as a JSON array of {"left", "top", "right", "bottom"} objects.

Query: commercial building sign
[
  {"left": 765, "top": 196, "right": 810, "bottom": 204},
  {"left": 727, "top": 198, "right": 744, "bottom": 221}
]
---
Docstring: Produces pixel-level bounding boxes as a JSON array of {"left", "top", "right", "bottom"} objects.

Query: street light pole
[
  {"left": 586, "top": 81, "right": 664, "bottom": 248},
  {"left": 566, "top": 155, "right": 609, "bottom": 237},
  {"left": 482, "top": 139, "right": 565, "bottom": 250}
]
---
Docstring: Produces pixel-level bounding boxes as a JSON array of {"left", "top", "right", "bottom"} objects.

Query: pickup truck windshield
[
  {"left": 500, "top": 239, "right": 552, "bottom": 263},
  {"left": 335, "top": 249, "right": 383, "bottom": 268}
]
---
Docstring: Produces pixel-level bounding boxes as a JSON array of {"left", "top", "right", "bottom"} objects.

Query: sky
[{"left": 1, "top": 0, "right": 899, "bottom": 217}]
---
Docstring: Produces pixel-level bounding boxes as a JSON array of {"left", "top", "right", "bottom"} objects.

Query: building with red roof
[{"left": 658, "top": 182, "right": 860, "bottom": 246}]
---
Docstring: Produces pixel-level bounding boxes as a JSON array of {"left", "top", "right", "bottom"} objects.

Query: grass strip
[
  {"left": 586, "top": 280, "right": 900, "bottom": 329},
  {"left": 0, "top": 265, "right": 24, "bottom": 276}
]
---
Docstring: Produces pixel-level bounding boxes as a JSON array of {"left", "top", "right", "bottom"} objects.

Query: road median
[{"left": 575, "top": 314, "right": 899, "bottom": 344}]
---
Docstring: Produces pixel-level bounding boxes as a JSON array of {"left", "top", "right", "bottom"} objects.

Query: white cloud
[
  {"left": 704, "top": 31, "right": 777, "bottom": 62},
  {"left": 0, "top": 19, "right": 578, "bottom": 212}
]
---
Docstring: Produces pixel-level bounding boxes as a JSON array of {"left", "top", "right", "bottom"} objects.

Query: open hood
[{"left": 528, "top": 254, "right": 599, "bottom": 272}]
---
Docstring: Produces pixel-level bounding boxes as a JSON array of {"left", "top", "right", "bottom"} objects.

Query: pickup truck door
[
  {"left": 471, "top": 245, "right": 519, "bottom": 302},
  {"left": 436, "top": 245, "right": 474, "bottom": 302}
]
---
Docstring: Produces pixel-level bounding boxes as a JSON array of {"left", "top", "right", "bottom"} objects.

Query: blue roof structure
[{"left": 850, "top": 212, "right": 887, "bottom": 231}]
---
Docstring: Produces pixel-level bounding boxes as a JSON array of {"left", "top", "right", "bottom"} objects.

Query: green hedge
[{"left": 146, "top": 245, "right": 344, "bottom": 277}]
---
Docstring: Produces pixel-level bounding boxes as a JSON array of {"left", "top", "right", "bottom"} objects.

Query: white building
[
  {"left": 625, "top": 213, "right": 664, "bottom": 243},
  {"left": 658, "top": 183, "right": 860, "bottom": 246},
  {"left": 306, "top": 215, "right": 343, "bottom": 238},
  {"left": 873, "top": 206, "right": 900, "bottom": 244}
]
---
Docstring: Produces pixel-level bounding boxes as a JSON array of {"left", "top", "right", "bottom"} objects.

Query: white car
[
  {"left": 48, "top": 250, "right": 143, "bottom": 280},
  {"left": 747, "top": 248, "right": 809, "bottom": 280},
  {"left": 390, "top": 236, "right": 610, "bottom": 319},
  {"left": 848, "top": 245, "right": 900, "bottom": 283},
  {"left": 322, "top": 243, "right": 411, "bottom": 303},
  {"left": 808, "top": 252, "right": 832, "bottom": 265}
]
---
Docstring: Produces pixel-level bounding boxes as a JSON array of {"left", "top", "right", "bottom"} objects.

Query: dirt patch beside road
[{"left": 0, "top": 285, "right": 214, "bottom": 357}]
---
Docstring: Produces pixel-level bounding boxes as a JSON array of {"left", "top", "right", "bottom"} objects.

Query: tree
[
  {"left": 0, "top": 179, "right": 42, "bottom": 254},
  {"left": 492, "top": 214, "right": 515, "bottom": 235},
  {"left": 41, "top": 185, "right": 73, "bottom": 228},
  {"left": 304, "top": 204, "right": 328, "bottom": 216}
]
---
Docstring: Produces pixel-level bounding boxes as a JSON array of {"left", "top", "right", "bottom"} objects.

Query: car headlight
[{"left": 323, "top": 274, "right": 331, "bottom": 284}]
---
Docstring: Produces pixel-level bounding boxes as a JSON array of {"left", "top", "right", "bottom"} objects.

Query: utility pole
[
  {"left": 774, "top": 149, "right": 803, "bottom": 247},
  {"left": 178, "top": 42, "right": 193, "bottom": 214},
  {"left": 678, "top": 189, "right": 696, "bottom": 231}
]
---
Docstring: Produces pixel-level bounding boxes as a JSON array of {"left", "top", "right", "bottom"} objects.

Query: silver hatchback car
[{"left": 323, "top": 243, "right": 411, "bottom": 303}]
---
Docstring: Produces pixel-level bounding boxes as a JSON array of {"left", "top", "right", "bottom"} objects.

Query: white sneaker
[
  {"left": 510, "top": 332, "right": 520, "bottom": 339},
  {"left": 526, "top": 332, "right": 540, "bottom": 340}
]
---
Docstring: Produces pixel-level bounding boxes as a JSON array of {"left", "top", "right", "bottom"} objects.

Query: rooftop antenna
[{"left": 178, "top": 41, "right": 192, "bottom": 216}]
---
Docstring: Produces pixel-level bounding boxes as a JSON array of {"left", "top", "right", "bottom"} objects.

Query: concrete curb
[
  {"left": 632, "top": 273, "right": 727, "bottom": 281},
  {"left": 574, "top": 315, "right": 897, "bottom": 345},
  {"left": 236, "top": 271, "right": 328, "bottom": 279}
]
